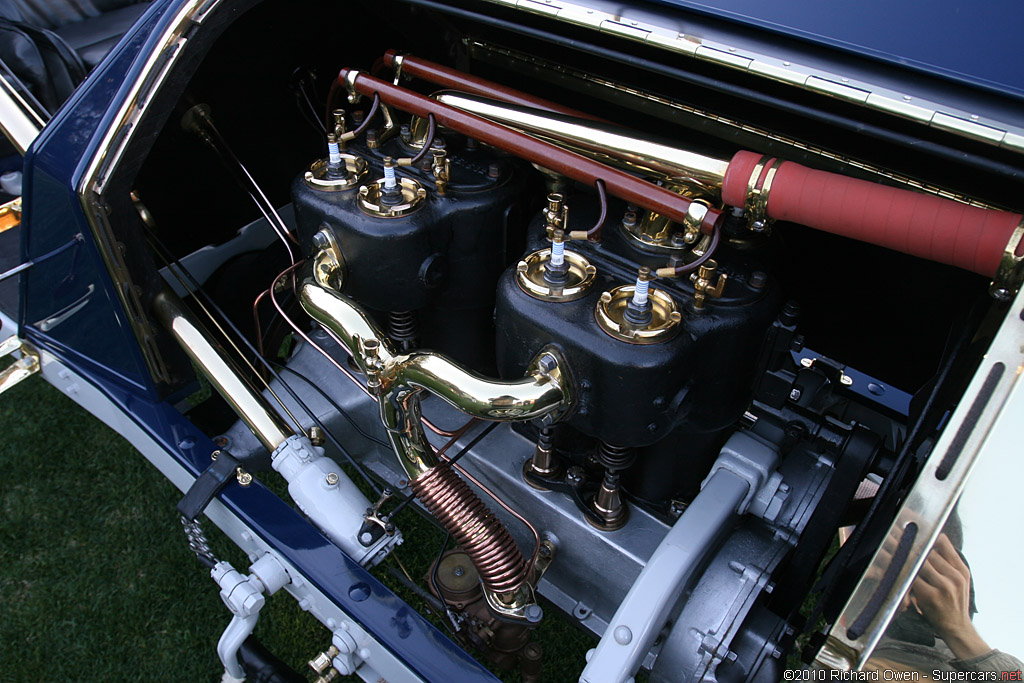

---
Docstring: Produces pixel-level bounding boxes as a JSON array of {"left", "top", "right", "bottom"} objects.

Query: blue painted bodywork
[
  {"left": 654, "top": 0, "right": 1024, "bottom": 100},
  {"left": 16, "top": 1, "right": 499, "bottom": 679}
]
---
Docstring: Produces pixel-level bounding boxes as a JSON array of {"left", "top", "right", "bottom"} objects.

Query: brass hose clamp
[
  {"left": 391, "top": 54, "right": 405, "bottom": 85},
  {"left": 744, "top": 155, "right": 784, "bottom": 233},
  {"left": 344, "top": 70, "right": 362, "bottom": 104},
  {"left": 990, "top": 218, "right": 1024, "bottom": 301}
]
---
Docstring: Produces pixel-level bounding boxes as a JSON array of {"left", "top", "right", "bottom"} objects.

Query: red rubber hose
[{"left": 724, "top": 150, "right": 1022, "bottom": 277}]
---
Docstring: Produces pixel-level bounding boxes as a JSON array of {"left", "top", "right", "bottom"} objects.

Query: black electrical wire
[
  {"left": 408, "top": 113, "right": 437, "bottom": 165},
  {"left": 447, "top": 421, "right": 498, "bottom": 467},
  {"left": 347, "top": 92, "right": 381, "bottom": 140},
  {"left": 429, "top": 530, "right": 461, "bottom": 633},
  {"left": 581, "top": 179, "right": 607, "bottom": 241},
  {"left": 386, "top": 421, "right": 499, "bottom": 520},
  {"left": 270, "top": 361, "right": 390, "bottom": 449},
  {"left": 142, "top": 225, "right": 383, "bottom": 496},
  {"left": 298, "top": 81, "right": 327, "bottom": 134}
]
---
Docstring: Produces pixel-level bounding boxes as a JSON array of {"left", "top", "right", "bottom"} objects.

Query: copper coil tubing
[{"left": 412, "top": 464, "right": 529, "bottom": 595}]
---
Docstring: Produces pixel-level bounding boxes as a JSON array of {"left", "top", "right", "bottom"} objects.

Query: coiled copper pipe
[{"left": 412, "top": 464, "right": 529, "bottom": 595}]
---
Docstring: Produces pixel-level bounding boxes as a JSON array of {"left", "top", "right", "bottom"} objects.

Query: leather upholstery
[
  {"left": 0, "top": 0, "right": 150, "bottom": 114},
  {"left": 55, "top": 3, "right": 149, "bottom": 68}
]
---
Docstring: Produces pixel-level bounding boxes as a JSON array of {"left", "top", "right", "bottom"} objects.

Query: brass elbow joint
[{"left": 298, "top": 240, "right": 574, "bottom": 480}]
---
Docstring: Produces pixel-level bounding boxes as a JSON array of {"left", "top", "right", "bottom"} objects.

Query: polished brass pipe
[
  {"left": 435, "top": 92, "right": 729, "bottom": 192},
  {"left": 299, "top": 244, "right": 571, "bottom": 602},
  {"left": 298, "top": 252, "right": 573, "bottom": 479},
  {"left": 395, "top": 353, "right": 568, "bottom": 421},
  {"left": 153, "top": 291, "right": 293, "bottom": 452}
]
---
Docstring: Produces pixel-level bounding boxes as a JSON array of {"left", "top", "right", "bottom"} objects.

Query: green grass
[{"left": 0, "top": 375, "right": 595, "bottom": 681}]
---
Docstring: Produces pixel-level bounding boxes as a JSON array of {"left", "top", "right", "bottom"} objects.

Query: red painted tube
[
  {"left": 382, "top": 51, "right": 602, "bottom": 122},
  {"left": 723, "top": 151, "right": 1022, "bottom": 277},
  {"left": 341, "top": 70, "right": 721, "bottom": 232}
]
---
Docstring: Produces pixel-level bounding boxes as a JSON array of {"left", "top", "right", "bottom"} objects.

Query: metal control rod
[{"left": 153, "top": 291, "right": 292, "bottom": 452}]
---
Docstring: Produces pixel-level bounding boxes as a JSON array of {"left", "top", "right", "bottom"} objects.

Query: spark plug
[
  {"left": 379, "top": 156, "right": 402, "bottom": 205},
  {"left": 623, "top": 267, "right": 653, "bottom": 326},
  {"left": 543, "top": 230, "right": 570, "bottom": 286}
]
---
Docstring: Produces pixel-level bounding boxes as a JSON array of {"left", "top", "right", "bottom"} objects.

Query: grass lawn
[{"left": 0, "top": 374, "right": 595, "bottom": 681}]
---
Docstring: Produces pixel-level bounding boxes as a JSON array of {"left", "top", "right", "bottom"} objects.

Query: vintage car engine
[
  {"left": 86, "top": 1, "right": 1022, "bottom": 679},
  {"left": 189, "top": 53, "right": 963, "bottom": 681}
]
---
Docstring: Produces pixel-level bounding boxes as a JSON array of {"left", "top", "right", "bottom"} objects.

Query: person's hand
[{"left": 910, "top": 533, "right": 990, "bottom": 661}]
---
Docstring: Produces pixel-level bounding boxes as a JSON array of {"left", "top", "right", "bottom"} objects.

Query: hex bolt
[
  {"left": 565, "top": 466, "right": 585, "bottom": 487},
  {"left": 537, "top": 353, "right": 557, "bottom": 374},
  {"left": 488, "top": 162, "right": 500, "bottom": 179},
  {"left": 524, "top": 604, "right": 544, "bottom": 623},
  {"left": 399, "top": 123, "right": 412, "bottom": 143},
  {"left": 325, "top": 472, "right": 339, "bottom": 486},
  {"left": 749, "top": 270, "right": 767, "bottom": 289}
]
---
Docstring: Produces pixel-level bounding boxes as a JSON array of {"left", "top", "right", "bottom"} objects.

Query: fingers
[{"left": 931, "top": 533, "right": 972, "bottom": 583}]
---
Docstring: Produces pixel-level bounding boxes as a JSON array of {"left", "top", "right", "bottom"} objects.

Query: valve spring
[
  {"left": 597, "top": 442, "right": 636, "bottom": 471},
  {"left": 388, "top": 310, "right": 418, "bottom": 351},
  {"left": 412, "top": 465, "right": 529, "bottom": 594}
]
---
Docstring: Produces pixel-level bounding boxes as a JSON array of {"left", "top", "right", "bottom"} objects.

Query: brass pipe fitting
[
  {"left": 300, "top": 238, "right": 572, "bottom": 603},
  {"left": 299, "top": 236, "right": 575, "bottom": 480}
]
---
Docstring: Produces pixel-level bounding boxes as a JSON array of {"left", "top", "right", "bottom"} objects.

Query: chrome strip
[
  {"left": 0, "top": 72, "right": 46, "bottom": 155},
  {"left": 817, "top": 285, "right": 1024, "bottom": 669},
  {"left": 473, "top": 0, "right": 1024, "bottom": 156},
  {"left": 76, "top": 0, "right": 222, "bottom": 383}
]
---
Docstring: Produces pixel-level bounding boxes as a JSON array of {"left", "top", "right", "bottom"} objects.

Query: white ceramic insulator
[
  {"left": 550, "top": 239, "right": 565, "bottom": 267},
  {"left": 328, "top": 141, "right": 342, "bottom": 165},
  {"left": 383, "top": 163, "right": 397, "bottom": 189},
  {"left": 631, "top": 277, "right": 649, "bottom": 307}
]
